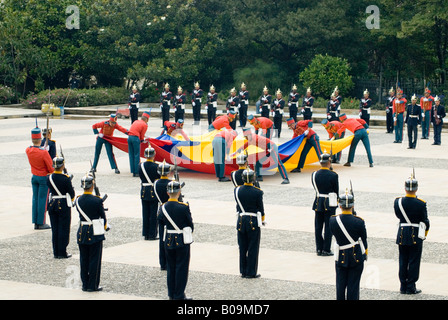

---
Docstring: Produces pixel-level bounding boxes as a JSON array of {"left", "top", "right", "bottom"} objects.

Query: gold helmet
[
  {"left": 230, "top": 87, "right": 236, "bottom": 93},
  {"left": 389, "top": 87, "right": 395, "bottom": 94},
  {"left": 164, "top": 83, "right": 170, "bottom": 89},
  {"left": 276, "top": 88, "right": 282, "bottom": 96},
  {"left": 132, "top": 84, "right": 138, "bottom": 90},
  {"left": 435, "top": 95, "right": 440, "bottom": 102},
  {"left": 210, "top": 84, "right": 215, "bottom": 91},
  {"left": 177, "top": 86, "right": 183, "bottom": 93},
  {"left": 306, "top": 87, "right": 312, "bottom": 93},
  {"left": 411, "top": 93, "right": 418, "bottom": 101},
  {"left": 241, "top": 82, "right": 246, "bottom": 89},
  {"left": 363, "top": 89, "right": 369, "bottom": 95},
  {"left": 292, "top": 84, "right": 297, "bottom": 91},
  {"left": 263, "top": 86, "right": 268, "bottom": 93},
  {"left": 194, "top": 82, "right": 200, "bottom": 88}
]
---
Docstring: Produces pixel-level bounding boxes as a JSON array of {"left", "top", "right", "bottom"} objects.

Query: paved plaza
[{"left": 0, "top": 105, "right": 447, "bottom": 301}]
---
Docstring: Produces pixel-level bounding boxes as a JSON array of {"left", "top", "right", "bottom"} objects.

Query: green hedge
[
  {"left": 22, "top": 87, "right": 130, "bottom": 109},
  {"left": 0, "top": 85, "right": 16, "bottom": 105}
]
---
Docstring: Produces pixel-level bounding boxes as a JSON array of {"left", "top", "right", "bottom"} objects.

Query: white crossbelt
[
  {"left": 235, "top": 186, "right": 262, "bottom": 226},
  {"left": 335, "top": 215, "right": 366, "bottom": 252},
  {"left": 140, "top": 163, "right": 153, "bottom": 187}
]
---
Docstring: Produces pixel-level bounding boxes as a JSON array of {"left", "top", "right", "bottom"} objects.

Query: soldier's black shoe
[
  {"left": 321, "top": 251, "right": 334, "bottom": 256},
  {"left": 343, "top": 162, "right": 351, "bottom": 167},
  {"left": 369, "top": 163, "right": 374, "bottom": 167},
  {"left": 316, "top": 250, "right": 322, "bottom": 256},
  {"left": 257, "top": 176, "right": 263, "bottom": 181},
  {"left": 133, "top": 173, "right": 139, "bottom": 177},
  {"left": 281, "top": 178, "right": 290, "bottom": 184},
  {"left": 245, "top": 274, "right": 261, "bottom": 279},
  {"left": 35, "top": 224, "right": 51, "bottom": 230},
  {"left": 90, "top": 168, "right": 96, "bottom": 173},
  {"left": 115, "top": 168, "right": 120, "bottom": 174},
  {"left": 219, "top": 177, "right": 230, "bottom": 182},
  {"left": 87, "top": 287, "right": 103, "bottom": 292},
  {"left": 406, "top": 289, "right": 422, "bottom": 294},
  {"left": 291, "top": 168, "right": 301, "bottom": 173},
  {"left": 55, "top": 254, "right": 72, "bottom": 259}
]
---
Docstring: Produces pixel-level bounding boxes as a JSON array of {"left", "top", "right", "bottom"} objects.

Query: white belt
[
  {"left": 166, "top": 229, "right": 183, "bottom": 234},
  {"left": 239, "top": 212, "right": 258, "bottom": 217},
  {"left": 241, "top": 100, "right": 248, "bottom": 104},
  {"left": 52, "top": 195, "right": 66, "bottom": 199},
  {"left": 195, "top": 98, "right": 201, "bottom": 101},
  {"left": 80, "top": 221, "right": 92, "bottom": 226},
  {"left": 304, "top": 106, "right": 311, "bottom": 108},
  {"left": 400, "top": 223, "right": 419, "bottom": 227},
  {"left": 362, "top": 107, "right": 370, "bottom": 110},
  {"left": 339, "top": 240, "right": 361, "bottom": 250},
  {"left": 262, "top": 104, "right": 269, "bottom": 107},
  {"left": 409, "top": 115, "right": 419, "bottom": 118},
  {"left": 316, "top": 193, "right": 329, "bottom": 198},
  {"left": 141, "top": 183, "right": 152, "bottom": 187}
]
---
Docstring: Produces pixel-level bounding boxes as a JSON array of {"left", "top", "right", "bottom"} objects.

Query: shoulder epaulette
[
  {"left": 417, "top": 198, "right": 426, "bottom": 203},
  {"left": 353, "top": 215, "right": 364, "bottom": 221},
  {"left": 178, "top": 201, "right": 189, "bottom": 206}
]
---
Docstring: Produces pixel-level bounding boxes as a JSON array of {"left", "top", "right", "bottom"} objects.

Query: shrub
[{"left": 0, "top": 85, "right": 16, "bottom": 105}]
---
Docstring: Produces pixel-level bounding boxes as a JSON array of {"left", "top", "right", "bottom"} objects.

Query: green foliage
[
  {"left": 300, "top": 54, "right": 354, "bottom": 98},
  {"left": 0, "top": 85, "right": 16, "bottom": 105}
]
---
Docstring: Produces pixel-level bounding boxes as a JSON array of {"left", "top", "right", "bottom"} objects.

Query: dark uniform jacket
[
  {"left": 226, "top": 95, "right": 240, "bottom": 112},
  {"left": 231, "top": 169, "right": 261, "bottom": 188},
  {"left": 76, "top": 193, "right": 106, "bottom": 245},
  {"left": 159, "top": 200, "right": 194, "bottom": 249},
  {"left": 271, "top": 98, "right": 285, "bottom": 116},
  {"left": 329, "top": 213, "right": 368, "bottom": 268},
  {"left": 394, "top": 195, "right": 430, "bottom": 246},
  {"left": 311, "top": 168, "right": 339, "bottom": 213},
  {"left": 207, "top": 92, "right": 218, "bottom": 106},
  {"left": 154, "top": 177, "right": 170, "bottom": 204},
  {"left": 405, "top": 103, "right": 422, "bottom": 126},
  {"left": 234, "top": 184, "right": 264, "bottom": 230},
  {"left": 430, "top": 104, "right": 446, "bottom": 124},
  {"left": 41, "top": 138, "right": 56, "bottom": 160},
  {"left": 138, "top": 161, "right": 160, "bottom": 202},
  {"left": 47, "top": 172, "right": 75, "bottom": 211}
]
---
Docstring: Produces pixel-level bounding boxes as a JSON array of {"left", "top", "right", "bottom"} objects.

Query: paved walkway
[{"left": 0, "top": 105, "right": 447, "bottom": 301}]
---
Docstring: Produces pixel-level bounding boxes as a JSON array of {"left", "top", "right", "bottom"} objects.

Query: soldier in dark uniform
[
  {"left": 359, "top": 89, "right": 372, "bottom": 126},
  {"left": 301, "top": 87, "right": 314, "bottom": 121},
  {"left": 431, "top": 95, "right": 446, "bottom": 145},
  {"left": 311, "top": 152, "right": 338, "bottom": 256},
  {"left": 174, "top": 86, "right": 187, "bottom": 123},
  {"left": 231, "top": 153, "right": 261, "bottom": 188},
  {"left": 259, "top": 86, "right": 272, "bottom": 118},
  {"left": 154, "top": 161, "right": 172, "bottom": 270},
  {"left": 47, "top": 156, "right": 75, "bottom": 258},
  {"left": 160, "top": 83, "right": 173, "bottom": 127},
  {"left": 159, "top": 180, "right": 194, "bottom": 300},
  {"left": 385, "top": 87, "right": 395, "bottom": 133},
  {"left": 329, "top": 188, "right": 368, "bottom": 300},
  {"left": 75, "top": 174, "right": 107, "bottom": 292},
  {"left": 394, "top": 171, "right": 429, "bottom": 294},
  {"left": 288, "top": 84, "right": 300, "bottom": 122},
  {"left": 405, "top": 94, "right": 422, "bottom": 149},
  {"left": 206, "top": 85, "right": 218, "bottom": 125},
  {"left": 226, "top": 88, "right": 240, "bottom": 130},
  {"left": 128, "top": 85, "right": 142, "bottom": 124},
  {"left": 191, "top": 82, "right": 203, "bottom": 125},
  {"left": 234, "top": 169, "right": 265, "bottom": 279},
  {"left": 139, "top": 147, "right": 161, "bottom": 240},
  {"left": 326, "top": 93, "right": 341, "bottom": 122},
  {"left": 271, "top": 89, "right": 285, "bottom": 138},
  {"left": 41, "top": 128, "right": 56, "bottom": 160},
  {"left": 239, "top": 82, "right": 249, "bottom": 127}
]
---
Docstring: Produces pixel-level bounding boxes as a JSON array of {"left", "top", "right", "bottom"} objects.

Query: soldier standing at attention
[
  {"left": 405, "top": 94, "right": 422, "bottom": 149},
  {"left": 329, "top": 188, "right": 368, "bottom": 300},
  {"left": 26, "top": 126, "right": 54, "bottom": 230},
  {"left": 206, "top": 85, "right": 218, "bottom": 125},
  {"left": 191, "top": 82, "right": 203, "bottom": 125},
  {"left": 47, "top": 156, "right": 75, "bottom": 258},
  {"left": 75, "top": 174, "right": 108, "bottom": 292},
  {"left": 226, "top": 88, "right": 240, "bottom": 130},
  {"left": 259, "top": 86, "right": 272, "bottom": 118},
  {"left": 301, "top": 87, "right": 314, "bottom": 121},
  {"left": 239, "top": 82, "right": 249, "bottom": 128},
  {"left": 430, "top": 95, "right": 446, "bottom": 145},
  {"left": 139, "top": 147, "right": 160, "bottom": 240},
  {"left": 154, "top": 161, "right": 172, "bottom": 270},
  {"left": 128, "top": 85, "right": 142, "bottom": 124},
  {"left": 41, "top": 128, "right": 56, "bottom": 160},
  {"left": 288, "top": 84, "right": 300, "bottom": 122},
  {"left": 271, "top": 89, "right": 285, "bottom": 138},
  {"left": 394, "top": 171, "right": 429, "bottom": 295},
  {"left": 326, "top": 93, "right": 341, "bottom": 122},
  {"left": 359, "top": 89, "right": 372, "bottom": 126},
  {"left": 159, "top": 180, "right": 194, "bottom": 300},
  {"left": 160, "top": 83, "right": 173, "bottom": 127},
  {"left": 91, "top": 114, "right": 129, "bottom": 174},
  {"left": 128, "top": 111, "right": 150, "bottom": 177},
  {"left": 420, "top": 87, "right": 434, "bottom": 140},
  {"left": 385, "top": 87, "right": 395, "bottom": 133},
  {"left": 234, "top": 169, "right": 265, "bottom": 279},
  {"left": 311, "top": 152, "right": 338, "bottom": 256},
  {"left": 393, "top": 88, "right": 407, "bottom": 143},
  {"left": 174, "top": 86, "right": 187, "bottom": 123}
]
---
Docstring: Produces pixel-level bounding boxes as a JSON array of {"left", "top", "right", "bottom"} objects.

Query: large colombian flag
[{"left": 104, "top": 130, "right": 353, "bottom": 175}]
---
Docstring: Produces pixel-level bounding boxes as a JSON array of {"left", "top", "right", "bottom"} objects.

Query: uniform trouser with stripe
[
  {"left": 166, "top": 245, "right": 190, "bottom": 300},
  {"left": 407, "top": 123, "right": 418, "bottom": 148},
  {"left": 92, "top": 137, "right": 118, "bottom": 170},
  {"left": 422, "top": 110, "right": 430, "bottom": 138},
  {"left": 128, "top": 135, "right": 141, "bottom": 174},
  {"left": 255, "top": 144, "right": 287, "bottom": 179},
  {"left": 239, "top": 103, "right": 248, "bottom": 127},
  {"left": 347, "top": 128, "right": 373, "bottom": 164},
  {"left": 79, "top": 241, "right": 103, "bottom": 291},
  {"left": 332, "top": 132, "right": 345, "bottom": 162},
  {"left": 130, "top": 105, "right": 138, "bottom": 123},
  {"left": 207, "top": 107, "right": 216, "bottom": 125},
  {"left": 31, "top": 175, "right": 49, "bottom": 225},
  {"left": 289, "top": 104, "right": 298, "bottom": 121},
  {"left": 212, "top": 136, "right": 227, "bottom": 178},
  {"left": 386, "top": 109, "right": 394, "bottom": 133},
  {"left": 142, "top": 199, "right": 158, "bottom": 238},
  {"left": 433, "top": 122, "right": 442, "bottom": 144},
  {"left": 48, "top": 200, "right": 71, "bottom": 257},
  {"left": 297, "top": 134, "right": 323, "bottom": 170},
  {"left": 159, "top": 223, "right": 167, "bottom": 269},
  {"left": 335, "top": 262, "right": 364, "bottom": 300},
  {"left": 193, "top": 102, "right": 201, "bottom": 122},
  {"left": 273, "top": 114, "right": 282, "bottom": 137},
  {"left": 174, "top": 108, "right": 184, "bottom": 123},
  {"left": 315, "top": 210, "right": 333, "bottom": 253},
  {"left": 161, "top": 104, "right": 170, "bottom": 125},
  {"left": 395, "top": 113, "right": 404, "bottom": 142},
  {"left": 237, "top": 218, "right": 261, "bottom": 277},
  {"left": 398, "top": 243, "right": 423, "bottom": 293}
]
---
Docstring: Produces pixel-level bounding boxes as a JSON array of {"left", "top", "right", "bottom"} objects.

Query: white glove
[
  {"left": 99, "top": 133, "right": 104, "bottom": 138},
  {"left": 304, "top": 129, "right": 309, "bottom": 136},
  {"left": 205, "top": 106, "right": 208, "bottom": 110},
  {"left": 192, "top": 102, "right": 195, "bottom": 107}
]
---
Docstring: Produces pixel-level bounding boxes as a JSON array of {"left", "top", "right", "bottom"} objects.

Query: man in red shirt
[
  {"left": 393, "top": 88, "right": 407, "bottom": 143},
  {"left": 161, "top": 119, "right": 189, "bottom": 141},
  {"left": 420, "top": 87, "right": 434, "bottom": 139},
  {"left": 235, "top": 128, "right": 289, "bottom": 184},
  {"left": 128, "top": 111, "right": 150, "bottom": 177},
  {"left": 208, "top": 111, "right": 236, "bottom": 131},
  {"left": 91, "top": 114, "right": 129, "bottom": 174},
  {"left": 338, "top": 114, "right": 373, "bottom": 167},
  {"left": 321, "top": 119, "right": 346, "bottom": 163},
  {"left": 247, "top": 115, "right": 274, "bottom": 139},
  {"left": 26, "top": 127, "right": 54, "bottom": 229},
  {"left": 287, "top": 118, "right": 323, "bottom": 173}
]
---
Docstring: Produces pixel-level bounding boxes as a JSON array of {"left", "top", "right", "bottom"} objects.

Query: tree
[{"left": 299, "top": 54, "right": 354, "bottom": 97}]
